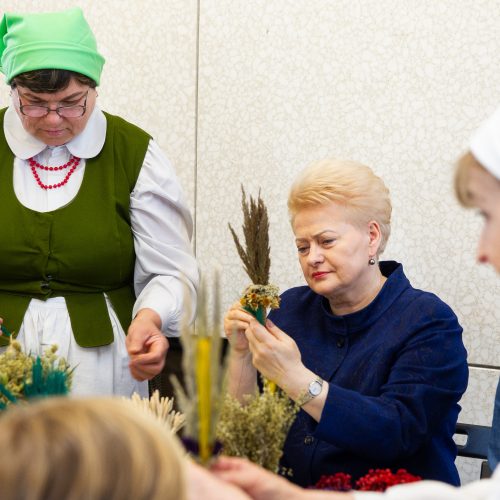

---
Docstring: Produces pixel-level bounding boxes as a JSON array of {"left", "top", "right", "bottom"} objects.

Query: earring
[{"left": 368, "top": 258, "right": 376, "bottom": 265}]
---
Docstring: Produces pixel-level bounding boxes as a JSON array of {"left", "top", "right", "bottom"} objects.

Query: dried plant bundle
[
  {"left": 216, "top": 381, "right": 299, "bottom": 473},
  {"left": 0, "top": 339, "right": 72, "bottom": 409},
  {"left": 228, "top": 186, "right": 271, "bottom": 285},
  {"left": 170, "top": 276, "right": 226, "bottom": 464},
  {"left": 127, "top": 390, "right": 185, "bottom": 435}
]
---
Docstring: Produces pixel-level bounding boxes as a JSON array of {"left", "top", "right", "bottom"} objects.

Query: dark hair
[{"left": 10, "top": 69, "right": 97, "bottom": 93}]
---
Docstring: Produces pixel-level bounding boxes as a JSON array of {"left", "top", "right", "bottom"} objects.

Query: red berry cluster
[
  {"left": 314, "top": 469, "right": 421, "bottom": 492},
  {"left": 356, "top": 469, "right": 421, "bottom": 491},
  {"left": 314, "top": 472, "right": 352, "bottom": 491}
]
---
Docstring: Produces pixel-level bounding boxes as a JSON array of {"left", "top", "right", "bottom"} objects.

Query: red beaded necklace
[{"left": 28, "top": 155, "right": 81, "bottom": 190}]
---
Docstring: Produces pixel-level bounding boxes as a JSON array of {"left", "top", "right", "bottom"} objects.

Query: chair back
[{"left": 455, "top": 422, "right": 492, "bottom": 479}]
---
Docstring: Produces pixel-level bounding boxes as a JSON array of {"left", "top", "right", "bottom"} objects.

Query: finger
[
  {"left": 264, "top": 318, "right": 286, "bottom": 340},
  {"left": 130, "top": 345, "right": 166, "bottom": 366},
  {"left": 145, "top": 334, "right": 169, "bottom": 349},
  {"left": 245, "top": 329, "right": 270, "bottom": 363},
  {"left": 225, "top": 320, "right": 251, "bottom": 336},
  {"left": 129, "top": 357, "right": 165, "bottom": 379},
  {"left": 210, "top": 463, "right": 260, "bottom": 493},
  {"left": 247, "top": 319, "right": 274, "bottom": 344},
  {"left": 126, "top": 332, "right": 149, "bottom": 354},
  {"left": 211, "top": 456, "right": 247, "bottom": 472},
  {"left": 225, "top": 309, "right": 254, "bottom": 326}
]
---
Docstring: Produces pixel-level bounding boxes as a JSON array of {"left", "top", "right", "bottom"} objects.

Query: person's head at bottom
[{"left": 0, "top": 397, "right": 186, "bottom": 500}]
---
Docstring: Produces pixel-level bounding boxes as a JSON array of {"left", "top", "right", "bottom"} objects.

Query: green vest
[{"left": 0, "top": 108, "right": 150, "bottom": 347}]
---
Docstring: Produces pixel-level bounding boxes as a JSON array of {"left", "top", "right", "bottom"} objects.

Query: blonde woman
[
  {"left": 214, "top": 109, "right": 500, "bottom": 499},
  {"left": 0, "top": 397, "right": 250, "bottom": 500},
  {"left": 224, "top": 159, "right": 468, "bottom": 487}
]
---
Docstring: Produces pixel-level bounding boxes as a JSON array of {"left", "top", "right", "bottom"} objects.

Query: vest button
[
  {"left": 304, "top": 435, "right": 314, "bottom": 445},
  {"left": 40, "top": 281, "right": 50, "bottom": 290},
  {"left": 336, "top": 338, "right": 345, "bottom": 348}
]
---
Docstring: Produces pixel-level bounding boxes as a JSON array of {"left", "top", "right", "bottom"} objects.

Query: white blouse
[{"left": 2, "top": 103, "right": 199, "bottom": 397}]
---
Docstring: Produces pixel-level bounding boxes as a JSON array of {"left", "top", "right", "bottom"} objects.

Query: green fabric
[
  {"left": 244, "top": 305, "right": 266, "bottom": 325},
  {"left": 0, "top": 7, "right": 104, "bottom": 84},
  {"left": 0, "top": 108, "right": 150, "bottom": 347}
]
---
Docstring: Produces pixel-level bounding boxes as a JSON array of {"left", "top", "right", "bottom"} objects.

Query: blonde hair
[
  {"left": 0, "top": 397, "right": 187, "bottom": 500},
  {"left": 454, "top": 151, "right": 489, "bottom": 208},
  {"left": 288, "top": 159, "right": 392, "bottom": 253}
]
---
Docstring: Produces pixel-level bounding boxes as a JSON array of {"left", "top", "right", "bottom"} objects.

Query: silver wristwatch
[{"left": 297, "top": 376, "right": 324, "bottom": 407}]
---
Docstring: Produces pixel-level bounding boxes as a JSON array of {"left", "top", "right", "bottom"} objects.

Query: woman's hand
[
  {"left": 224, "top": 302, "right": 253, "bottom": 354},
  {"left": 211, "top": 456, "right": 302, "bottom": 500},
  {"left": 212, "top": 456, "right": 352, "bottom": 500},
  {"left": 245, "top": 318, "right": 306, "bottom": 389},
  {"left": 126, "top": 308, "right": 169, "bottom": 381},
  {"left": 186, "top": 460, "right": 252, "bottom": 500}
]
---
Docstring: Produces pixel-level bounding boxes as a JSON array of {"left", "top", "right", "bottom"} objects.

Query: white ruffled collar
[{"left": 3, "top": 101, "right": 107, "bottom": 159}]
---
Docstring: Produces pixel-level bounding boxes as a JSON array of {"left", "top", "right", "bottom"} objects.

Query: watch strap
[{"left": 296, "top": 376, "right": 323, "bottom": 407}]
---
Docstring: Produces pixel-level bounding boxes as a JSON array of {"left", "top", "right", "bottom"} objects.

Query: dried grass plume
[{"left": 228, "top": 186, "right": 271, "bottom": 285}]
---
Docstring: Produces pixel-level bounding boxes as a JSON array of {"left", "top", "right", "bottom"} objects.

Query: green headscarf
[{"left": 0, "top": 7, "right": 105, "bottom": 84}]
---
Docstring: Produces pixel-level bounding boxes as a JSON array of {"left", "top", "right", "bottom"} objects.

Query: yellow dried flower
[{"left": 240, "top": 284, "right": 280, "bottom": 312}]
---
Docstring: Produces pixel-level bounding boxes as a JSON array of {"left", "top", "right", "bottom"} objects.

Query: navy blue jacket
[{"left": 269, "top": 261, "right": 468, "bottom": 487}]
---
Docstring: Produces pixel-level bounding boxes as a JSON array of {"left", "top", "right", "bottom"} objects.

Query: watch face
[{"left": 309, "top": 380, "right": 322, "bottom": 396}]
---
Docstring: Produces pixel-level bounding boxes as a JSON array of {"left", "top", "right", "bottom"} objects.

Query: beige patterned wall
[
  {"left": 195, "top": 0, "right": 500, "bottom": 484},
  {"left": 2, "top": 0, "right": 500, "bottom": 485}
]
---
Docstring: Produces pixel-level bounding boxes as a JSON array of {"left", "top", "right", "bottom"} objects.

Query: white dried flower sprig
[{"left": 127, "top": 390, "right": 185, "bottom": 435}]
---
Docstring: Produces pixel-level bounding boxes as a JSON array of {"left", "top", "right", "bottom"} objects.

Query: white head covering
[{"left": 470, "top": 105, "right": 500, "bottom": 180}]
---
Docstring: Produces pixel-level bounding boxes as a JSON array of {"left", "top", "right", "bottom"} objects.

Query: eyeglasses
[{"left": 16, "top": 90, "right": 89, "bottom": 118}]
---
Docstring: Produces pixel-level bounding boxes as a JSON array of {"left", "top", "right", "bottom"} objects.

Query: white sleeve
[
  {"left": 353, "top": 477, "right": 497, "bottom": 500},
  {"left": 130, "top": 139, "right": 199, "bottom": 336}
]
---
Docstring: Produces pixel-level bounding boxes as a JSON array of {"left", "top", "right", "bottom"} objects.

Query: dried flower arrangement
[
  {"left": 127, "top": 390, "right": 185, "bottom": 435},
  {"left": 221, "top": 186, "right": 299, "bottom": 472},
  {"left": 313, "top": 469, "right": 422, "bottom": 492},
  {"left": 216, "top": 378, "right": 298, "bottom": 472},
  {"left": 170, "top": 278, "right": 225, "bottom": 465},
  {"left": 228, "top": 187, "right": 280, "bottom": 325},
  {"left": 0, "top": 338, "right": 72, "bottom": 409}
]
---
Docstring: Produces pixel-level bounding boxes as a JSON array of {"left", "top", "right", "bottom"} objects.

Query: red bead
[{"left": 28, "top": 155, "right": 81, "bottom": 190}]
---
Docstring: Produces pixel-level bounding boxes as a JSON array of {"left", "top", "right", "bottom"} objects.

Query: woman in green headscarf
[{"left": 0, "top": 8, "right": 199, "bottom": 397}]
